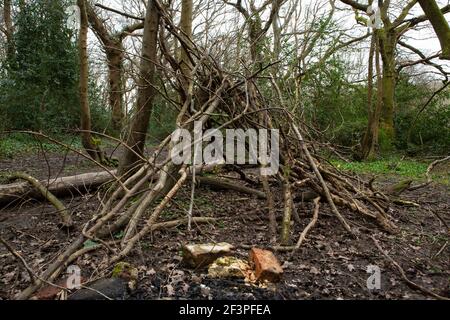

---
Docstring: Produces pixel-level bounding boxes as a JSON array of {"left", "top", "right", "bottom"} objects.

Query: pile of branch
[{"left": 13, "top": 3, "right": 399, "bottom": 299}]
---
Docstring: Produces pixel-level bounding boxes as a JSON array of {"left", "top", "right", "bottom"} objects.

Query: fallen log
[
  {"left": 0, "top": 170, "right": 117, "bottom": 206},
  {"left": 197, "top": 176, "right": 267, "bottom": 199}
]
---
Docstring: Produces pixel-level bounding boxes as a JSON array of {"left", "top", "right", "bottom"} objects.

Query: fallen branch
[
  {"left": 0, "top": 171, "right": 116, "bottom": 205},
  {"left": 9, "top": 172, "right": 73, "bottom": 228},
  {"left": 291, "top": 124, "right": 353, "bottom": 234},
  {"left": 371, "top": 236, "right": 449, "bottom": 301},
  {"left": 274, "top": 197, "right": 320, "bottom": 253},
  {"left": 0, "top": 236, "right": 37, "bottom": 284},
  {"left": 292, "top": 197, "right": 320, "bottom": 253},
  {"left": 409, "top": 156, "right": 450, "bottom": 191},
  {"left": 197, "top": 176, "right": 267, "bottom": 199}
]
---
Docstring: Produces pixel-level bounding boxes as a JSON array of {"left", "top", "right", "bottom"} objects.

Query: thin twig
[
  {"left": 371, "top": 236, "right": 449, "bottom": 301},
  {"left": 0, "top": 236, "right": 37, "bottom": 284}
]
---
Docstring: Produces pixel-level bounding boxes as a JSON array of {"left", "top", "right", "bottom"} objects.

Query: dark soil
[{"left": 0, "top": 151, "right": 449, "bottom": 300}]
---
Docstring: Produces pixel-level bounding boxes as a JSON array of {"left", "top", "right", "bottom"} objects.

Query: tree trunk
[
  {"left": 106, "top": 46, "right": 125, "bottom": 132},
  {"left": 3, "top": 0, "right": 14, "bottom": 61},
  {"left": 361, "top": 33, "right": 383, "bottom": 160},
  {"left": 179, "top": 0, "right": 193, "bottom": 93},
  {"left": 77, "top": 0, "right": 104, "bottom": 163},
  {"left": 0, "top": 171, "right": 116, "bottom": 205},
  {"left": 86, "top": 4, "right": 126, "bottom": 133},
  {"left": 119, "top": 0, "right": 160, "bottom": 175},
  {"left": 361, "top": 35, "right": 376, "bottom": 159},
  {"left": 417, "top": 0, "right": 450, "bottom": 60},
  {"left": 379, "top": 31, "right": 397, "bottom": 144}
]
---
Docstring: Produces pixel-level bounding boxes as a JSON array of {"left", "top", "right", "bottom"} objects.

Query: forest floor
[{"left": 0, "top": 149, "right": 448, "bottom": 300}]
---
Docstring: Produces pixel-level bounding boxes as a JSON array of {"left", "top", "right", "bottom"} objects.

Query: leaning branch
[{"left": 9, "top": 173, "right": 73, "bottom": 228}]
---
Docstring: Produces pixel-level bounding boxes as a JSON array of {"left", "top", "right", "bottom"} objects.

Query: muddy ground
[{"left": 0, "top": 150, "right": 448, "bottom": 300}]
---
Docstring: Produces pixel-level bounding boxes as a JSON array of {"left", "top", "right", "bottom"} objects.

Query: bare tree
[
  {"left": 119, "top": 0, "right": 160, "bottom": 175},
  {"left": 77, "top": 0, "right": 104, "bottom": 163},
  {"left": 340, "top": 0, "right": 450, "bottom": 147},
  {"left": 86, "top": 3, "right": 144, "bottom": 133}
]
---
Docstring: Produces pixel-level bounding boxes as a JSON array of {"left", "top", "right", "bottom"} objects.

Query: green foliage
[
  {"left": 332, "top": 156, "right": 435, "bottom": 180},
  {"left": 83, "top": 239, "right": 99, "bottom": 249},
  {"left": 0, "top": 0, "right": 110, "bottom": 135},
  {"left": 302, "top": 57, "right": 368, "bottom": 146},
  {"left": 1, "top": 0, "right": 80, "bottom": 132},
  {"left": 147, "top": 97, "right": 178, "bottom": 142},
  {"left": 300, "top": 60, "right": 449, "bottom": 155},
  {"left": 394, "top": 75, "right": 450, "bottom": 153},
  {"left": 0, "top": 133, "right": 82, "bottom": 159}
]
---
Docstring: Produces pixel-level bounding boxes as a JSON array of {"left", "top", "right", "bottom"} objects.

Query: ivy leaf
[
  {"left": 114, "top": 231, "right": 125, "bottom": 240},
  {"left": 83, "top": 240, "right": 98, "bottom": 249}
]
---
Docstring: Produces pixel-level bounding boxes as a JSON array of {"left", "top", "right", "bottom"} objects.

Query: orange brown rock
[{"left": 249, "top": 248, "right": 283, "bottom": 283}]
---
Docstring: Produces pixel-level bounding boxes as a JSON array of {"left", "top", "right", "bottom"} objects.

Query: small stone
[
  {"left": 310, "top": 266, "right": 320, "bottom": 275},
  {"left": 249, "top": 248, "right": 283, "bottom": 283},
  {"left": 182, "top": 242, "right": 234, "bottom": 268},
  {"left": 208, "top": 257, "right": 250, "bottom": 279}
]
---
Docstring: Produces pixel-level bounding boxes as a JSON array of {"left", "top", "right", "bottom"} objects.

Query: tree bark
[
  {"left": 179, "top": 0, "right": 194, "bottom": 94},
  {"left": 119, "top": 0, "right": 159, "bottom": 175},
  {"left": 361, "top": 34, "right": 377, "bottom": 159},
  {"left": 379, "top": 30, "right": 397, "bottom": 144},
  {"left": 107, "top": 46, "right": 125, "bottom": 131},
  {"left": 417, "top": 0, "right": 450, "bottom": 60},
  {"left": 77, "top": 0, "right": 104, "bottom": 163},
  {"left": 86, "top": 4, "right": 127, "bottom": 133},
  {"left": 3, "top": 0, "right": 14, "bottom": 60},
  {"left": 361, "top": 33, "right": 383, "bottom": 159}
]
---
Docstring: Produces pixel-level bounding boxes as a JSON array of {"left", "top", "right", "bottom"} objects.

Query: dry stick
[
  {"left": 274, "top": 197, "right": 321, "bottom": 253},
  {"left": 188, "top": 144, "right": 198, "bottom": 232},
  {"left": 197, "top": 176, "right": 267, "bottom": 198},
  {"left": 270, "top": 75, "right": 352, "bottom": 234},
  {"left": 371, "top": 236, "right": 449, "bottom": 301},
  {"left": 111, "top": 168, "right": 190, "bottom": 263},
  {"left": 433, "top": 241, "right": 448, "bottom": 259},
  {"left": 291, "top": 124, "right": 353, "bottom": 234},
  {"left": 120, "top": 163, "right": 171, "bottom": 245},
  {"left": 10, "top": 172, "right": 73, "bottom": 228},
  {"left": 79, "top": 285, "right": 113, "bottom": 300},
  {"left": 16, "top": 235, "right": 86, "bottom": 300},
  {"left": 409, "top": 155, "right": 450, "bottom": 191},
  {"left": 292, "top": 197, "right": 321, "bottom": 254},
  {"left": 1, "top": 236, "right": 71, "bottom": 297},
  {"left": 0, "top": 236, "right": 37, "bottom": 284},
  {"left": 280, "top": 180, "right": 294, "bottom": 245}
]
